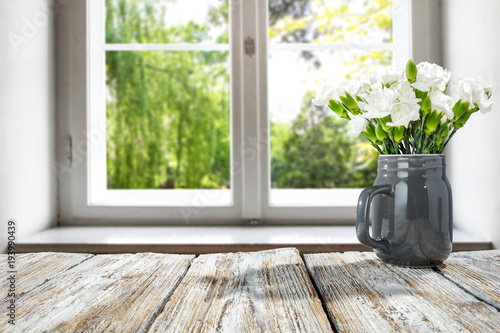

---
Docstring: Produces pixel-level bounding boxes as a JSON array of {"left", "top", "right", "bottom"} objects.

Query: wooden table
[{"left": 1, "top": 249, "right": 499, "bottom": 332}]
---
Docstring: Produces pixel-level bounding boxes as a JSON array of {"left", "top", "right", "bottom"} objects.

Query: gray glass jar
[{"left": 356, "top": 154, "right": 453, "bottom": 267}]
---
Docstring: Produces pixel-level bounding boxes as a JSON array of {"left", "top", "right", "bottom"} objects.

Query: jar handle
[{"left": 356, "top": 184, "right": 393, "bottom": 253}]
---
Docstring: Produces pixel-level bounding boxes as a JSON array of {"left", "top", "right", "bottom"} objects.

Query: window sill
[{"left": 18, "top": 226, "right": 493, "bottom": 254}]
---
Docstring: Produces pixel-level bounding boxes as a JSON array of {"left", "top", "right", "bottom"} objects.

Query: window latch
[
  {"left": 67, "top": 135, "right": 73, "bottom": 166},
  {"left": 244, "top": 36, "right": 255, "bottom": 57},
  {"left": 245, "top": 218, "right": 264, "bottom": 226}
]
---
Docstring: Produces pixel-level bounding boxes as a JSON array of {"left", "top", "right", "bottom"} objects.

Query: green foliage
[
  {"left": 268, "top": 0, "right": 390, "bottom": 188},
  {"left": 274, "top": 92, "right": 377, "bottom": 189},
  {"left": 270, "top": 122, "right": 291, "bottom": 186},
  {"left": 105, "top": 0, "right": 390, "bottom": 190},
  {"left": 106, "top": 0, "right": 230, "bottom": 189}
]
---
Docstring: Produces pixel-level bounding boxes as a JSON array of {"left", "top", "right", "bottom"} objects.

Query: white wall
[
  {"left": 0, "top": 0, "right": 57, "bottom": 250},
  {"left": 411, "top": 0, "right": 443, "bottom": 65},
  {"left": 0, "top": 0, "right": 498, "bottom": 249},
  {"left": 442, "top": 0, "right": 500, "bottom": 248}
]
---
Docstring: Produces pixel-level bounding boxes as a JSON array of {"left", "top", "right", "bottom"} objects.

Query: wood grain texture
[
  {"left": 0, "top": 253, "right": 194, "bottom": 333},
  {"left": 438, "top": 249, "right": 500, "bottom": 309},
  {"left": 0, "top": 252, "right": 93, "bottom": 303},
  {"left": 149, "top": 248, "right": 333, "bottom": 332},
  {"left": 304, "top": 251, "right": 500, "bottom": 333}
]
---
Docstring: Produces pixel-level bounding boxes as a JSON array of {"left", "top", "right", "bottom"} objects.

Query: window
[
  {"left": 89, "top": 0, "right": 232, "bottom": 207},
  {"left": 75, "top": 0, "right": 411, "bottom": 224}
]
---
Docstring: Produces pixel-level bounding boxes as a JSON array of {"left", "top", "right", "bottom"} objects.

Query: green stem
[
  {"left": 417, "top": 115, "right": 427, "bottom": 153},
  {"left": 363, "top": 134, "right": 383, "bottom": 154},
  {"left": 441, "top": 128, "right": 458, "bottom": 152}
]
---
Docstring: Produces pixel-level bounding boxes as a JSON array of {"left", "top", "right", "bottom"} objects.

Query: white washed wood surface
[
  {"left": 438, "top": 249, "right": 500, "bottom": 309},
  {"left": 0, "top": 253, "right": 194, "bottom": 333},
  {"left": 0, "top": 252, "right": 93, "bottom": 304},
  {"left": 149, "top": 247, "right": 333, "bottom": 332},
  {"left": 304, "top": 251, "right": 500, "bottom": 332}
]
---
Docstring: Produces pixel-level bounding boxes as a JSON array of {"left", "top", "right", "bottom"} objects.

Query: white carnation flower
[
  {"left": 386, "top": 103, "right": 420, "bottom": 128},
  {"left": 370, "top": 66, "right": 404, "bottom": 85},
  {"left": 485, "top": 86, "right": 493, "bottom": 98},
  {"left": 344, "top": 80, "right": 371, "bottom": 97},
  {"left": 358, "top": 83, "right": 397, "bottom": 119},
  {"left": 347, "top": 115, "right": 368, "bottom": 137},
  {"left": 451, "top": 78, "right": 493, "bottom": 114},
  {"left": 386, "top": 80, "right": 421, "bottom": 127},
  {"left": 411, "top": 62, "right": 451, "bottom": 92},
  {"left": 429, "top": 90, "right": 454, "bottom": 119},
  {"left": 312, "top": 83, "right": 344, "bottom": 106},
  {"left": 391, "top": 79, "right": 421, "bottom": 106}
]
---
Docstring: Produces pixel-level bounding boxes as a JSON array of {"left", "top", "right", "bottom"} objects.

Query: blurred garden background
[{"left": 105, "top": 0, "right": 392, "bottom": 190}]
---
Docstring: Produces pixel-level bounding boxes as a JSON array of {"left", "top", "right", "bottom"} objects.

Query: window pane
[
  {"left": 268, "top": 0, "right": 393, "bottom": 190},
  {"left": 105, "top": 0, "right": 228, "bottom": 44},
  {"left": 269, "top": 0, "right": 392, "bottom": 44},
  {"left": 269, "top": 49, "right": 390, "bottom": 189},
  {"left": 106, "top": 51, "right": 230, "bottom": 189}
]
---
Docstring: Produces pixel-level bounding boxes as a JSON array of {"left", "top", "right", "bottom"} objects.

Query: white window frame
[
  {"left": 260, "top": 0, "right": 412, "bottom": 223},
  {"left": 60, "top": 0, "right": 412, "bottom": 225},
  {"left": 88, "top": 0, "right": 235, "bottom": 208}
]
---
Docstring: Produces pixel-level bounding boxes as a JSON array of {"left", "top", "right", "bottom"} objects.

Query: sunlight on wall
[
  {"left": 0, "top": 0, "right": 57, "bottom": 250},
  {"left": 443, "top": 0, "right": 500, "bottom": 248}
]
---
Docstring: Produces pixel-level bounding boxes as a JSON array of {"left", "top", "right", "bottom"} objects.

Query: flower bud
[
  {"left": 421, "top": 96, "right": 431, "bottom": 113},
  {"left": 328, "top": 100, "right": 349, "bottom": 119},
  {"left": 379, "top": 115, "right": 392, "bottom": 132},
  {"left": 340, "top": 92, "right": 358, "bottom": 109},
  {"left": 375, "top": 122, "right": 388, "bottom": 141},
  {"left": 451, "top": 101, "right": 474, "bottom": 129},
  {"left": 363, "top": 124, "right": 379, "bottom": 143},
  {"left": 393, "top": 126, "right": 405, "bottom": 143},
  {"left": 424, "top": 110, "right": 440, "bottom": 136},
  {"left": 406, "top": 59, "right": 417, "bottom": 83},
  {"left": 452, "top": 101, "right": 468, "bottom": 119}
]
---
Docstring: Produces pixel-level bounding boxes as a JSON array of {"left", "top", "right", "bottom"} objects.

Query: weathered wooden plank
[
  {"left": 438, "top": 249, "right": 500, "bottom": 309},
  {"left": 149, "top": 247, "right": 333, "bottom": 332},
  {"left": 304, "top": 251, "right": 500, "bottom": 332},
  {"left": 0, "top": 252, "right": 93, "bottom": 303},
  {"left": 0, "top": 252, "right": 194, "bottom": 332}
]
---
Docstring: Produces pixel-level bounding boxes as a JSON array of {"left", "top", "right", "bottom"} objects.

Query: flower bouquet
[
  {"left": 315, "top": 59, "right": 493, "bottom": 266},
  {"left": 312, "top": 59, "right": 493, "bottom": 154}
]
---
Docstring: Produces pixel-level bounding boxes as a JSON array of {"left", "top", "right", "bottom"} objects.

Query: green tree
[
  {"left": 266, "top": 0, "right": 392, "bottom": 188},
  {"left": 268, "top": 0, "right": 393, "bottom": 71},
  {"left": 275, "top": 92, "right": 377, "bottom": 188},
  {"left": 270, "top": 121, "right": 291, "bottom": 186},
  {"left": 105, "top": 0, "right": 230, "bottom": 189},
  {"left": 209, "top": 0, "right": 392, "bottom": 189},
  {"left": 105, "top": 0, "right": 392, "bottom": 190}
]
